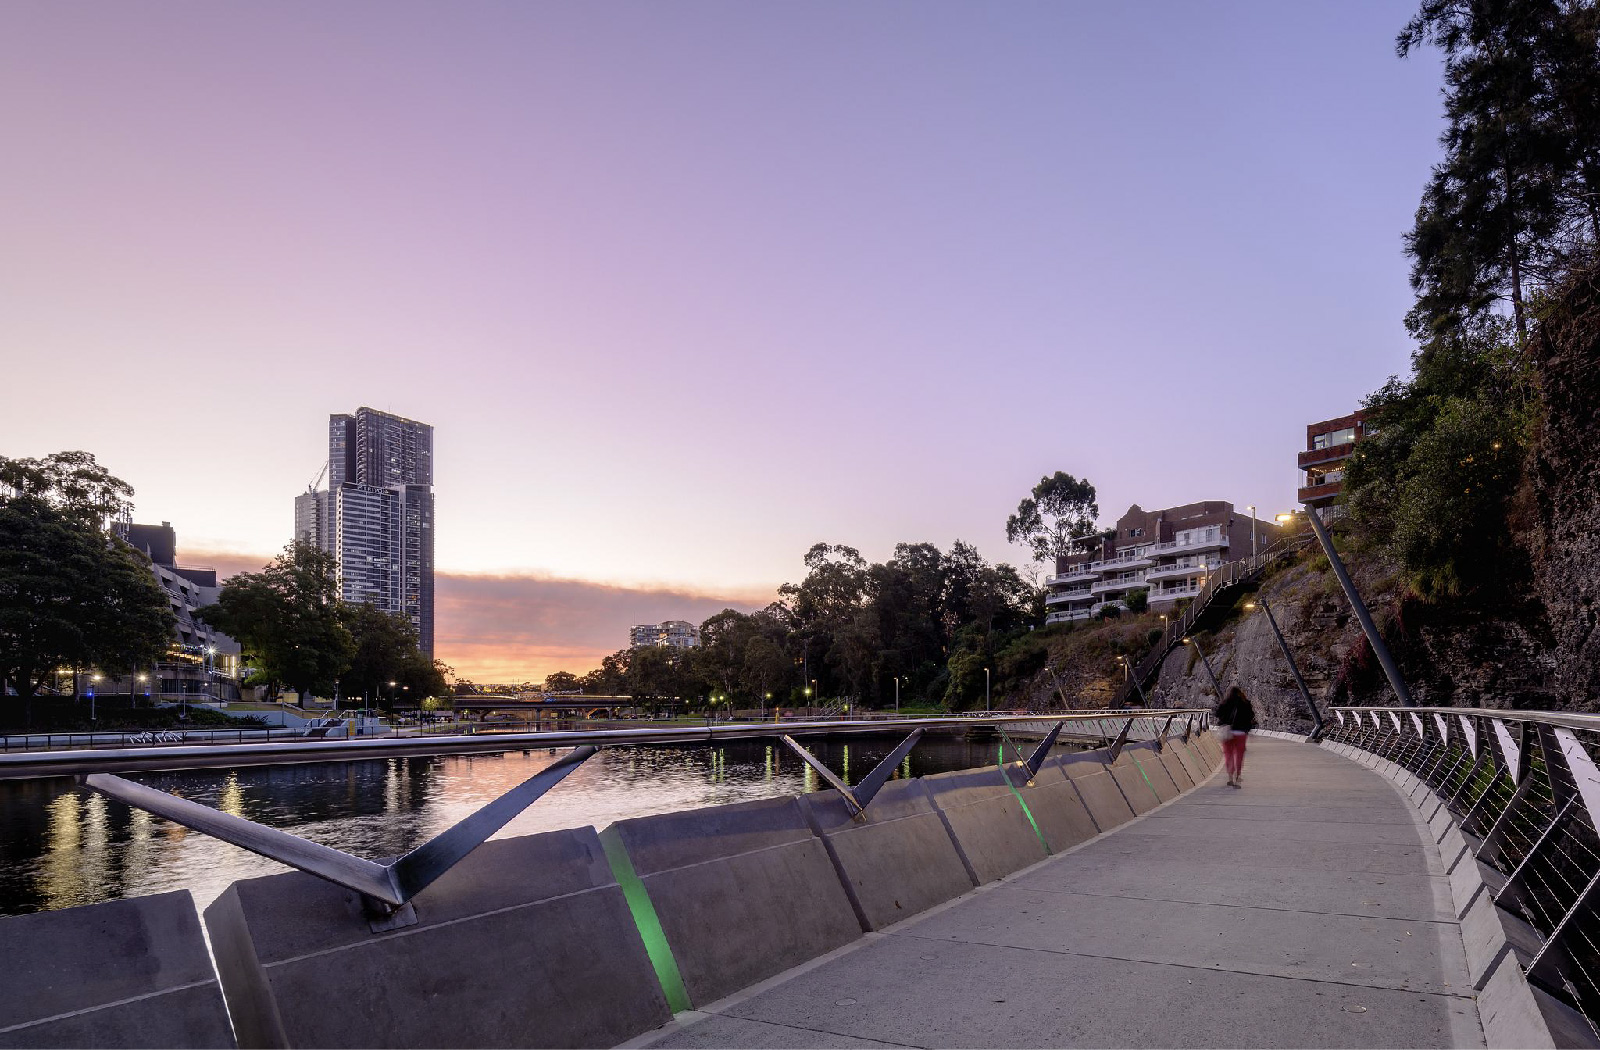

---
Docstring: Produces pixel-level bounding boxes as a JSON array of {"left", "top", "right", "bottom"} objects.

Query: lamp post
[
  {"left": 810, "top": 679, "right": 818, "bottom": 714},
  {"left": 984, "top": 667, "right": 990, "bottom": 713},
  {"left": 763, "top": 692, "right": 771, "bottom": 721},
  {"left": 1247, "top": 504, "right": 1258, "bottom": 560},
  {"left": 1183, "top": 636, "right": 1224, "bottom": 699},
  {"left": 1244, "top": 600, "right": 1325, "bottom": 738},
  {"left": 894, "top": 676, "right": 901, "bottom": 716},
  {"left": 89, "top": 673, "right": 102, "bottom": 723}
]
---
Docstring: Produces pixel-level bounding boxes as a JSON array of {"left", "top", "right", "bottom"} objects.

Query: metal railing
[
  {"left": 1326, "top": 706, "right": 1600, "bottom": 1034},
  {"left": 2, "top": 710, "right": 1211, "bottom": 928},
  {"left": 0, "top": 725, "right": 322, "bottom": 753}
]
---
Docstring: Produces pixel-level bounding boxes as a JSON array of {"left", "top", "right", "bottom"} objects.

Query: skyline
[{"left": 1, "top": 2, "right": 1449, "bottom": 680}]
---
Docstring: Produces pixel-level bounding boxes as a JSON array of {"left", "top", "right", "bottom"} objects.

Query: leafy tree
[
  {"left": 0, "top": 492, "right": 174, "bottom": 708},
  {"left": 340, "top": 602, "right": 425, "bottom": 708},
  {"left": 0, "top": 450, "right": 134, "bottom": 532},
  {"left": 1124, "top": 588, "right": 1150, "bottom": 614},
  {"left": 1398, "top": 0, "right": 1600, "bottom": 343},
  {"left": 542, "top": 671, "right": 581, "bottom": 693},
  {"left": 200, "top": 541, "right": 353, "bottom": 698},
  {"left": 1005, "top": 472, "right": 1099, "bottom": 564}
]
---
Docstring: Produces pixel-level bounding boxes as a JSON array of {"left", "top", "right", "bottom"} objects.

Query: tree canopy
[
  {"left": 0, "top": 453, "right": 174, "bottom": 703},
  {"left": 1005, "top": 472, "right": 1099, "bottom": 565}
]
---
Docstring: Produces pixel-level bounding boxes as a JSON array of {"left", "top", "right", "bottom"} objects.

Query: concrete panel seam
[
  {"left": 0, "top": 979, "right": 220, "bottom": 1037},
  {"left": 254, "top": 882, "right": 619, "bottom": 971}
]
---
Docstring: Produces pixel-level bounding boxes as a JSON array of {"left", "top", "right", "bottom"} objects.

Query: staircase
[{"left": 1109, "top": 533, "right": 1312, "bottom": 707}]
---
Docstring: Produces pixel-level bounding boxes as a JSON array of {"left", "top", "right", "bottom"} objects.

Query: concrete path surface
[{"left": 632, "top": 737, "right": 1484, "bottom": 1049}]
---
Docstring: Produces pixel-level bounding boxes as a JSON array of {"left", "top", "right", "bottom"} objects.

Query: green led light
[
  {"left": 998, "top": 744, "right": 1051, "bottom": 856},
  {"left": 599, "top": 827, "right": 691, "bottom": 1013}
]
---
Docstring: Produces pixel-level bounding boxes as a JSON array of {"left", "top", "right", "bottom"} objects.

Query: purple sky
[{"left": 1, "top": 2, "right": 1444, "bottom": 679}]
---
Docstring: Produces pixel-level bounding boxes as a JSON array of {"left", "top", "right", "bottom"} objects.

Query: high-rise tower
[{"left": 296, "top": 408, "right": 435, "bottom": 655}]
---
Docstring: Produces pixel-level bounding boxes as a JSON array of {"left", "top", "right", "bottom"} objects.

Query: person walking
[{"left": 1216, "top": 685, "right": 1256, "bottom": 787}]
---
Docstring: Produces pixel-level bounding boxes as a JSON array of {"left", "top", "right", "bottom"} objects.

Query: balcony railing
[
  {"left": 1045, "top": 609, "right": 1094, "bottom": 624},
  {"left": 1091, "top": 574, "right": 1145, "bottom": 595},
  {"left": 1044, "top": 589, "right": 1092, "bottom": 606},
  {"left": 1148, "top": 534, "right": 1229, "bottom": 555},
  {"left": 1045, "top": 568, "right": 1098, "bottom": 585},
  {"left": 1297, "top": 480, "right": 1342, "bottom": 504},
  {"left": 1298, "top": 443, "right": 1357, "bottom": 468}
]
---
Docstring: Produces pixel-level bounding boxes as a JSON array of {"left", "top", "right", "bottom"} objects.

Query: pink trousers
[{"left": 1223, "top": 733, "right": 1249, "bottom": 779}]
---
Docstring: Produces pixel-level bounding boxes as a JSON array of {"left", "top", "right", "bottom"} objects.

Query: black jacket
[{"left": 1216, "top": 694, "right": 1257, "bottom": 733}]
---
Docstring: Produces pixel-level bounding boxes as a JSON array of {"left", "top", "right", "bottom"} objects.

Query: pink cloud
[{"left": 183, "top": 548, "right": 774, "bottom": 682}]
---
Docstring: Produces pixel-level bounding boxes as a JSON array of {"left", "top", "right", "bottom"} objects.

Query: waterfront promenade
[{"left": 638, "top": 737, "right": 1484, "bottom": 1049}]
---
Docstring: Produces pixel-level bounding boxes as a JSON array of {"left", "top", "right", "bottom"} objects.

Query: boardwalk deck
[{"left": 634, "top": 737, "right": 1485, "bottom": 1049}]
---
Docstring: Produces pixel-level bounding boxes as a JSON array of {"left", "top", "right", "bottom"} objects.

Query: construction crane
[{"left": 306, "top": 462, "right": 327, "bottom": 494}]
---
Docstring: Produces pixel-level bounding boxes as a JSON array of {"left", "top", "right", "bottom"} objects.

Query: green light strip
[
  {"left": 998, "top": 744, "right": 1052, "bottom": 856},
  {"left": 599, "top": 827, "right": 692, "bottom": 1013},
  {"left": 1130, "top": 757, "right": 1160, "bottom": 800}
]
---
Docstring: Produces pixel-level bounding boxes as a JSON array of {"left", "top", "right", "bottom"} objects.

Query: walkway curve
[{"left": 632, "top": 737, "right": 1484, "bottom": 1049}]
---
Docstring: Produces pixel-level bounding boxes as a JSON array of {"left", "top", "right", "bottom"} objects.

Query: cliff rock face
[
  {"left": 1147, "top": 549, "right": 1557, "bottom": 729},
  {"left": 1531, "top": 262, "right": 1600, "bottom": 711}
]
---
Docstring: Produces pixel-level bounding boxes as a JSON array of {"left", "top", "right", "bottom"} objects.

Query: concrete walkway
[{"left": 636, "top": 737, "right": 1484, "bottom": 1049}]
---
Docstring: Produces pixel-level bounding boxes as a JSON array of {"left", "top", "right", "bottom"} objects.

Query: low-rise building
[
  {"left": 629, "top": 620, "right": 701, "bottom": 649},
  {"left": 113, "top": 522, "right": 243, "bottom": 702},
  {"left": 1043, "top": 501, "right": 1282, "bottom": 625},
  {"left": 1298, "top": 410, "right": 1371, "bottom": 510}
]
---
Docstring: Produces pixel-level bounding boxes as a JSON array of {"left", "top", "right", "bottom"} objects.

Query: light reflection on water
[{"left": 0, "top": 733, "right": 1039, "bottom": 918}]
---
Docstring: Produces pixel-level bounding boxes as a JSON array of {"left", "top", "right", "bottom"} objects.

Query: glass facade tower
[{"left": 297, "top": 408, "right": 435, "bottom": 655}]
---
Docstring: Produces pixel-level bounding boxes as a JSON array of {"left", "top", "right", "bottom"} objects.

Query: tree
[
  {"left": 1005, "top": 472, "right": 1099, "bottom": 564},
  {"left": 0, "top": 493, "right": 174, "bottom": 708},
  {"left": 542, "top": 671, "right": 581, "bottom": 693},
  {"left": 0, "top": 450, "right": 134, "bottom": 532},
  {"left": 200, "top": 541, "right": 353, "bottom": 698},
  {"left": 341, "top": 602, "right": 424, "bottom": 707},
  {"left": 1398, "top": 0, "right": 1600, "bottom": 343}
]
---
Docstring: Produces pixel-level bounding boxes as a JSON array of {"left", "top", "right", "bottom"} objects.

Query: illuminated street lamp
[{"left": 90, "top": 673, "right": 102, "bottom": 722}]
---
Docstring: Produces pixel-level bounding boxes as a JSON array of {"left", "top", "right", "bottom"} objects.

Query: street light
[
  {"left": 894, "top": 675, "right": 902, "bottom": 716},
  {"left": 1247, "top": 504, "right": 1258, "bottom": 559},
  {"left": 90, "top": 673, "right": 102, "bottom": 722},
  {"left": 984, "top": 667, "right": 990, "bottom": 713}
]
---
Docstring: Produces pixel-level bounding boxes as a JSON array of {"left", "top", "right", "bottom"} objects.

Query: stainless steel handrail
[
  {"left": 1325, "top": 705, "right": 1600, "bottom": 1031},
  {"left": 0, "top": 710, "right": 1201, "bottom": 780},
  {"left": 19, "top": 710, "right": 1213, "bottom": 928}
]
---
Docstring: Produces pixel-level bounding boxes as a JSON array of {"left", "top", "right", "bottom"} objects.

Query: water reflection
[{"left": 0, "top": 733, "right": 1062, "bottom": 918}]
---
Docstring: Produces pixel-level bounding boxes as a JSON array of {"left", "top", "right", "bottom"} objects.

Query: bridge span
[
  {"left": 638, "top": 735, "right": 1484, "bottom": 1049},
  {"left": 0, "top": 713, "right": 1590, "bottom": 1048}
]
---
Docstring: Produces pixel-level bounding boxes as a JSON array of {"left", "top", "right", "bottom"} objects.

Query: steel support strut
[
  {"left": 1303, "top": 507, "right": 1415, "bottom": 707},
  {"left": 780, "top": 730, "right": 925, "bottom": 817}
]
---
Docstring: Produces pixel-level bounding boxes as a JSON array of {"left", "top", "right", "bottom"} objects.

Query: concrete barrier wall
[
  {"left": 920, "top": 764, "right": 1050, "bottom": 885},
  {"left": 0, "top": 891, "right": 234, "bottom": 1050},
  {"left": 1122, "top": 745, "right": 1180, "bottom": 803},
  {"left": 799, "top": 777, "right": 975, "bottom": 931},
  {"left": 599, "top": 795, "right": 861, "bottom": 1008},
  {"left": 1000, "top": 760, "right": 1100, "bottom": 854},
  {"left": 1108, "top": 751, "right": 1163, "bottom": 814},
  {"left": 1053, "top": 752, "right": 1139, "bottom": 831},
  {"left": 204, "top": 828, "right": 669, "bottom": 1049},
  {"left": 8, "top": 726, "right": 1229, "bottom": 1050}
]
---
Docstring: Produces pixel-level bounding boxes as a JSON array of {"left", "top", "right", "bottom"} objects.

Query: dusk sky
[{"left": 1, "top": 2, "right": 1445, "bottom": 681}]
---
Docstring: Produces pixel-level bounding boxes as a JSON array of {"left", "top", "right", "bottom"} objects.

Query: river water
[{"left": 0, "top": 732, "right": 1056, "bottom": 918}]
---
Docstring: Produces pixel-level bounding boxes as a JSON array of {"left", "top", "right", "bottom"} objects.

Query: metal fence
[
  {"left": 1326, "top": 706, "right": 1600, "bottom": 1034},
  {"left": 0, "top": 710, "right": 1210, "bottom": 927}
]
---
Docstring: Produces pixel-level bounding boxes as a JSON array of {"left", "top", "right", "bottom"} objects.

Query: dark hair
[{"left": 1221, "top": 686, "right": 1249, "bottom": 706}]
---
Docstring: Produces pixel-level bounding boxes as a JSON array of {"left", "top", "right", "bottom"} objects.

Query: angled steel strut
[{"left": 780, "top": 730, "right": 925, "bottom": 816}]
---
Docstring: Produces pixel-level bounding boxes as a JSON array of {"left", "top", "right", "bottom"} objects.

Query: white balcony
[
  {"left": 1091, "top": 572, "right": 1146, "bottom": 595},
  {"left": 1045, "top": 588, "right": 1093, "bottom": 606},
  {"left": 1149, "top": 533, "right": 1229, "bottom": 556},
  {"left": 1045, "top": 609, "right": 1094, "bottom": 625},
  {"left": 1143, "top": 559, "right": 1219, "bottom": 583},
  {"left": 1046, "top": 567, "right": 1098, "bottom": 585},
  {"left": 1148, "top": 582, "right": 1202, "bottom": 604}
]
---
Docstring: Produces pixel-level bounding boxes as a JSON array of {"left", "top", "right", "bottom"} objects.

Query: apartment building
[
  {"left": 114, "top": 521, "right": 243, "bottom": 700},
  {"left": 1043, "top": 501, "right": 1282, "bottom": 625},
  {"left": 1299, "top": 410, "right": 1370, "bottom": 510},
  {"left": 296, "top": 408, "right": 436, "bottom": 655},
  {"left": 630, "top": 620, "right": 701, "bottom": 649}
]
